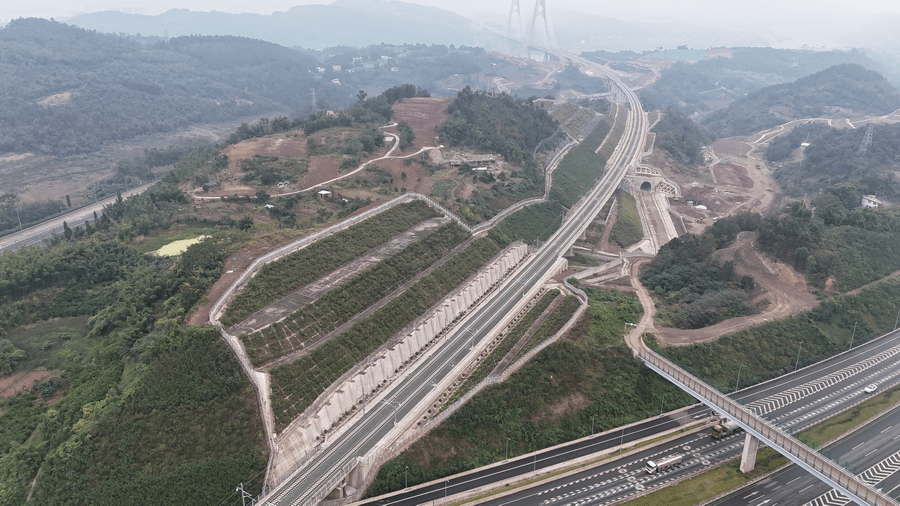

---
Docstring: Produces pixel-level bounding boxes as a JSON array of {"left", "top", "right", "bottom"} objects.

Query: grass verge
[{"left": 609, "top": 190, "right": 642, "bottom": 248}]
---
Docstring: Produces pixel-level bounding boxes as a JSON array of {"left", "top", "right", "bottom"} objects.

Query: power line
[{"left": 857, "top": 123, "right": 874, "bottom": 156}]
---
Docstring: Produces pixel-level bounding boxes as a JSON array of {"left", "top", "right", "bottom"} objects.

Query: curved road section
[{"left": 258, "top": 57, "right": 648, "bottom": 506}]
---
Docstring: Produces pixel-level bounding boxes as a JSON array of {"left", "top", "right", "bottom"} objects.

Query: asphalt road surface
[
  {"left": 0, "top": 182, "right": 154, "bottom": 253},
  {"left": 261, "top": 57, "right": 648, "bottom": 506},
  {"left": 367, "top": 329, "right": 900, "bottom": 506}
]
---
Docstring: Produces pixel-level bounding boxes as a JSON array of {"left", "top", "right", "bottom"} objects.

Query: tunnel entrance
[{"left": 640, "top": 181, "right": 652, "bottom": 191}]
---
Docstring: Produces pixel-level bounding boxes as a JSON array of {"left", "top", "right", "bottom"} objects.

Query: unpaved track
[{"left": 650, "top": 232, "right": 818, "bottom": 345}]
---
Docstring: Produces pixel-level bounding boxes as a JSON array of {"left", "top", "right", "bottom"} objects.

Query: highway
[
  {"left": 713, "top": 403, "right": 900, "bottom": 506},
  {"left": 260, "top": 50, "right": 648, "bottom": 506},
  {"left": 0, "top": 182, "right": 154, "bottom": 253},
  {"left": 365, "top": 329, "right": 900, "bottom": 506}
]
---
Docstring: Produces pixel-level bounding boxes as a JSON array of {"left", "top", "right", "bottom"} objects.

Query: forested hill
[
  {"left": 702, "top": 64, "right": 900, "bottom": 137},
  {"left": 772, "top": 123, "right": 900, "bottom": 198},
  {"left": 68, "top": 0, "right": 476, "bottom": 49},
  {"left": 0, "top": 19, "right": 342, "bottom": 156}
]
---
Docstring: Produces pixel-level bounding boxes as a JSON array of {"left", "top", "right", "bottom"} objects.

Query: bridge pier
[{"left": 739, "top": 433, "right": 760, "bottom": 473}]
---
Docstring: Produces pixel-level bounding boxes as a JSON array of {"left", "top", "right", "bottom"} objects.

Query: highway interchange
[
  {"left": 263, "top": 46, "right": 900, "bottom": 506},
  {"left": 367, "top": 329, "right": 900, "bottom": 506},
  {"left": 261, "top": 45, "right": 648, "bottom": 506}
]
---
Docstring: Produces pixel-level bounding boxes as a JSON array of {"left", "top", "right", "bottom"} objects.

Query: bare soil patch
[
  {"left": 0, "top": 369, "right": 59, "bottom": 398},
  {"left": 711, "top": 139, "right": 751, "bottom": 157},
  {"left": 544, "top": 392, "right": 590, "bottom": 421},
  {"left": 712, "top": 163, "right": 754, "bottom": 189},
  {"left": 392, "top": 97, "right": 452, "bottom": 149}
]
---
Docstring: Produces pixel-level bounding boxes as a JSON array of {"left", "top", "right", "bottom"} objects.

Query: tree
[
  {"left": 63, "top": 221, "right": 73, "bottom": 240},
  {"left": 255, "top": 190, "right": 270, "bottom": 202},
  {"left": 398, "top": 121, "right": 415, "bottom": 148},
  {"left": 357, "top": 90, "right": 367, "bottom": 103},
  {"left": 237, "top": 215, "right": 254, "bottom": 231}
]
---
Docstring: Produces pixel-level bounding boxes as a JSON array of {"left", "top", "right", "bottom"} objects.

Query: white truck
[
  {"left": 710, "top": 418, "right": 742, "bottom": 439},
  {"left": 645, "top": 454, "right": 683, "bottom": 474}
]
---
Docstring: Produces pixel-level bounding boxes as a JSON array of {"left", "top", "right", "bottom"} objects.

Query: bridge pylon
[
  {"left": 527, "top": 0, "right": 558, "bottom": 58},
  {"left": 507, "top": 0, "right": 526, "bottom": 40}
]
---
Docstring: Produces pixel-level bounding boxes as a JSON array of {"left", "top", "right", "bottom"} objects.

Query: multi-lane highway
[
  {"left": 365, "top": 329, "right": 900, "bottom": 506},
  {"left": 260, "top": 54, "right": 648, "bottom": 506},
  {"left": 714, "top": 403, "right": 900, "bottom": 506}
]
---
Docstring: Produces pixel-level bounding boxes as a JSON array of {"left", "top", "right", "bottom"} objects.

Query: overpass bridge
[{"left": 641, "top": 349, "right": 899, "bottom": 506}]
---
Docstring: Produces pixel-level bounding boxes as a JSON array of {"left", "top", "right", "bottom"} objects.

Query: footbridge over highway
[{"left": 641, "top": 350, "right": 900, "bottom": 506}]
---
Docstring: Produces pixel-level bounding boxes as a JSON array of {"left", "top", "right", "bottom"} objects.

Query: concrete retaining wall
[{"left": 268, "top": 243, "right": 528, "bottom": 485}]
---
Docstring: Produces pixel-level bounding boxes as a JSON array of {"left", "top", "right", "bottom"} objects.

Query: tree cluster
[
  {"left": 440, "top": 87, "right": 558, "bottom": 165},
  {"left": 702, "top": 64, "right": 900, "bottom": 137},
  {"left": 772, "top": 123, "right": 900, "bottom": 198},
  {"left": 297, "top": 84, "right": 430, "bottom": 136},
  {"left": 0, "top": 19, "right": 343, "bottom": 156},
  {"left": 651, "top": 107, "right": 714, "bottom": 165},
  {"left": 641, "top": 215, "right": 759, "bottom": 329}
]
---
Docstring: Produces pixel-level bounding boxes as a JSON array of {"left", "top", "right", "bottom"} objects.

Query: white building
[{"left": 862, "top": 195, "right": 891, "bottom": 208}]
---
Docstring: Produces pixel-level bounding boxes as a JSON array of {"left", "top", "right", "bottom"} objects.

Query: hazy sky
[
  {"left": 4, "top": 0, "right": 900, "bottom": 23},
  {"left": 3, "top": 0, "right": 900, "bottom": 52}
]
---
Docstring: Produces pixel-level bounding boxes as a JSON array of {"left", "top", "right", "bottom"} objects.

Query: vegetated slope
[
  {"left": 221, "top": 200, "right": 439, "bottom": 326},
  {"left": 757, "top": 201, "right": 900, "bottom": 292},
  {"left": 488, "top": 105, "right": 617, "bottom": 247},
  {"left": 771, "top": 123, "right": 900, "bottom": 198},
  {"left": 608, "top": 190, "right": 643, "bottom": 248},
  {"left": 269, "top": 237, "right": 501, "bottom": 429},
  {"left": 651, "top": 107, "right": 714, "bottom": 166},
  {"left": 702, "top": 64, "right": 900, "bottom": 138},
  {"left": 640, "top": 213, "right": 761, "bottom": 330},
  {"left": 0, "top": 18, "right": 337, "bottom": 156},
  {"left": 654, "top": 277, "right": 900, "bottom": 393},
  {"left": 240, "top": 222, "right": 470, "bottom": 366},
  {"left": 365, "top": 288, "right": 694, "bottom": 496},
  {"left": 0, "top": 224, "right": 268, "bottom": 503},
  {"left": 639, "top": 48, "right": 895, "bottom": 118}
]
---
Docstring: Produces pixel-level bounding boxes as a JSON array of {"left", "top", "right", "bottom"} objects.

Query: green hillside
[
  {"left": 702, "top": 64, "right": 900, "bottom": 137},
  {"left": 639, "top": 48, "right": 896, "bottom": 118}
]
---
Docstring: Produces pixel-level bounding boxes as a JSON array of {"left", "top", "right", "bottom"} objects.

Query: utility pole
[
  {"left": 794, "top": 341, "right": 803, "bottom": 372},
  {"left": 849, "top": 322, "right": 858, "bottom": 350},
  {"left": 490, "top": 63, "right": 496, "bottom": 97},
  {"left": 236, "top": 483, "right": 253, "bottom": 506},
  {"left": 735, "top": 364, "right": 746, "bottom": 392}
]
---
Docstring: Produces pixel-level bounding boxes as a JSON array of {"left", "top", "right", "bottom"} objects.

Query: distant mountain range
[
  {"left": 702, "top": 63, "right": 900, "bottom": 137},
  {"left": 67, "top": 0, "right": 478, "bottom": 49}
]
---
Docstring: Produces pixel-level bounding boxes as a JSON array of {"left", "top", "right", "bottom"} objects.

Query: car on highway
[{"left": 864, "top": 384, "right": 878, "bottom": 394}]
